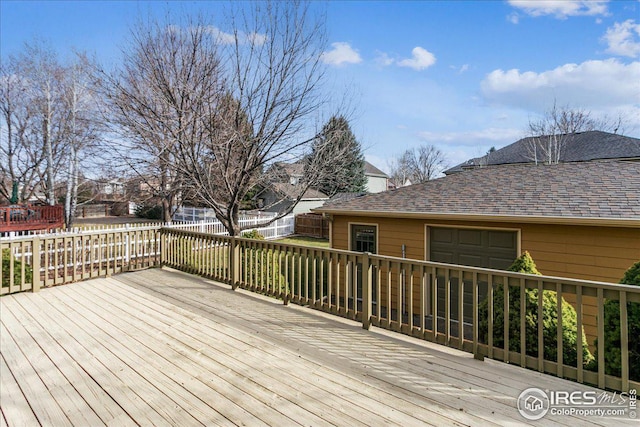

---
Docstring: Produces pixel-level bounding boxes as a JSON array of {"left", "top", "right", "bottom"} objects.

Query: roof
[
  {"left": 445, "top": 131, "right": 640, "bottom": 174},
  {"left": 316, "top": 161, "right": 640, "bottom": 226},
  {"left": 364, "top": 161, "right": 388, "bottom": 178},
  {"left": 272, "top": 162, "right": 305, "bottom": 178},
  {"left": 270, "top": 183, "right": 328, "bottom": 200}
]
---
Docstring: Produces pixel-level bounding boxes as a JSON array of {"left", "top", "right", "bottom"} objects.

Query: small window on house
[{"left": 351, "top": 225, "right": 376, "bottom": 254}]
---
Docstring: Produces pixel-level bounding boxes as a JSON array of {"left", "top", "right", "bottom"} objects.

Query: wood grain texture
[{"left": 1, "top": 268, "right": 634, "bottom": 426}]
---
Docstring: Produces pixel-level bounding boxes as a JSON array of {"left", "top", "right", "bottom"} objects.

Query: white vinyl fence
[{"left": 170, "top": 214, "right": 295, "bottom": 239}]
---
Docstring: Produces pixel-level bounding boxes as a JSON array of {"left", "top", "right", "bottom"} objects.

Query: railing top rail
[
  {"left": 367, "top": 252, "right": 640, "bottom": 293},
  {"left": 160, "top": 227, "right": 638, "bottom": 292},
  {"left": 1, "top": 224, "right": 163, "bottom": 242}
]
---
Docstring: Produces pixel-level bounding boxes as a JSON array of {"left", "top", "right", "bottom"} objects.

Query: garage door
[
  {"left": 429, "top": 227, "right": 517, "bottom": 269},
  {"left": 429, "top": 227, "right": 518, "bottom": 324}
]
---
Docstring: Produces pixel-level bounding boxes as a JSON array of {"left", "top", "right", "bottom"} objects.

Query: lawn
[{"left": 275, "top": 236, "right": 330, "bottom": 248}]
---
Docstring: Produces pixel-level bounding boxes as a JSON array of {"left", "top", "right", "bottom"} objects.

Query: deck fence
[{"left": 2, "top": 226, "right": 638, "bottom": 393}]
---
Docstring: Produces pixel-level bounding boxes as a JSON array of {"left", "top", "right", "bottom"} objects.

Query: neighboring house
[
  {"left": 445, "top": 131, "right": 640, "bottom": 175},
  {"left": 315, "top": 160, "right": 640, "bottom": 285},
  {"left": 95, "top": 179, "right": 126, "bottom": 201},
  {"left": 258, "top": 162, "right": 328, "bottom": 214},
  {"left": 258, "top": 183, "right": 328, "bottom": 215},
  {"left": 315, "top": 160, "right": 640, "bottom": 343},
  {"left": 364, "top": 161, "right": 389, "bottom": 193}
]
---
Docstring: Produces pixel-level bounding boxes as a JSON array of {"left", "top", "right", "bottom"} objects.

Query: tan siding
[
  {"left": 330, "top": 215, "right": 640, "bottom": 350},
  {"left": 331, "top": 216, "right": 640, "bottom": 284}
]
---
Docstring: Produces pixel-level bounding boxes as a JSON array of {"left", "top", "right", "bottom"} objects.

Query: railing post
[
  {"left": 230, "top": 237, "right": 240, "bottom": 290},
  {"left": 362, "top": 252, "right": 372, "bottom": 330},
  {"left": 159, "top": 228, "right": 166, "bottom": 266},
  {"left": 32, "top": 237, "right": 41, "bottom": 292}
]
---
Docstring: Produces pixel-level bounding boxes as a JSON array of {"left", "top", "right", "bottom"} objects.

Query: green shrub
[
  {"left": 1, "top": 249, "right": 33, "bottom": 288},
  {"left": 135, "top": 203, "right": 163, "bottom": 220},
  {"left": 241, "top": 240, "right": 286, "bottom": 294},
  {"left": 241, "top": 230, "right": 265, "bottom": 240},
  {"left": 478, "top": 251, "right": 594, "bottom": 367},
  {"left": 588, "top": 261, "right": 640, "bottom": 381}
]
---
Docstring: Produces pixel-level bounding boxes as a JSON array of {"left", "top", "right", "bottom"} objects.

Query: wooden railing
[
  {"left": 1, "top": 225, "right": 161, "bottom": 294},
  {"left": 160, "top": 228, "right": 640, "bottom": 393},
  {"left": 2, "top": 226, "right": 638, "bottom": 392},
  {"left": 0, "top": 205, "right": 64, "bottom": 233}
]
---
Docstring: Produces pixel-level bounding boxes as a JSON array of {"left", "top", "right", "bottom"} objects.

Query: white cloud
[
  {"left": 449, "top": 64, "right": 470, "bottom": 74},
  {"left": 321, "top": 42, "right": 362, "bottom": 66},
  {"left": 508, "top": 0, "right": 609, "bottom": 19},
  {"left": 397, "top": 47, "right": 436, "bottom": 71},
  {"left": 481, "top": 59, "right": 640, "bottom": 111},
  {"left": 507, "top": 12, "right": 520, "bottom": 24},
  {"left": 375, "top": 51, "right": 394, "bottom": 67},
  {"left": 204, "top": 26, "right": 266, "bottom": 46},
  {"left": 602, "top": 20, "right": 640, "bottom": 58},
  {"left": 205, "top": 26, "right": 236, "bottom": 44}
]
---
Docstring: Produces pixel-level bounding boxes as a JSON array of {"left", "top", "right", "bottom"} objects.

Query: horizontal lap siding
[
  {"left": 331, "top": 215, "right": 640, "bottom": 349},
  {"left": 332, "top": 216, "right": 640, "bottom": 284}
]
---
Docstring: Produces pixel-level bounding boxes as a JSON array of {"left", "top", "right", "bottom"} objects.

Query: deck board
[{"left": 1, "top": 267, "right": 635, "bottom": 427}]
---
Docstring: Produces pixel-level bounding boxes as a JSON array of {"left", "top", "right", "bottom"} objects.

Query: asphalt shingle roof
[
  {"left": 445, "top": 131, "right": 640, "bottom": 174},
  {"left": 271, "top": 183, "right": 328, "bottom": 200},
  {"left": 364, "top": 161, "right": 388, "bottom": 177},
  {"left": 317, "top": 161, "right": 640, "bottom": 220}
]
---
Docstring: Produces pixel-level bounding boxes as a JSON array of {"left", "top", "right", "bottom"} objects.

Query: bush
[
  {"left": 240, "top": 232, "right": 286, "bottom": 293},
  {"left": 135, "top": 203, "right": 163, "bottom": 220},
  {"left": 1, "top": 249, "right": 33, "bottom": 288},
  {"left": 478, "top": 251, "right": 594, "bottom": 367},
  {"left": 589, "top": 261, "right": 640, "bottom": 381},
  {"left": 241, "top": 230, "right": 265, "bottom": 240}
]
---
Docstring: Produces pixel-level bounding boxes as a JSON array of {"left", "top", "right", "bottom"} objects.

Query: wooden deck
[{"left": 0, "top": 268, "right": 634, "bottom": 426}]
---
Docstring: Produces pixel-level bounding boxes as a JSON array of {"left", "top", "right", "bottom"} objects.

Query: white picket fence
[
  {"left": 170, "top": 214, "right": 295, "bottom": 239},
  {"left": 1, "top": 213, "right": 295, "bottom": 241},
  {"left": 172, "top": 206, "right": 278, "bottom": 223}
]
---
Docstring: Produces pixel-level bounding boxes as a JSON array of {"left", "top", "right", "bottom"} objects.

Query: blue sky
[{"left": 2, "top": 0, "right": 639, "bottom": 172}]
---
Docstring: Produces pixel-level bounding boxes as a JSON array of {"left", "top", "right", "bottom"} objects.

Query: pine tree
[{"left": 309, "top": 116, "right": 366, "bottom": 197}]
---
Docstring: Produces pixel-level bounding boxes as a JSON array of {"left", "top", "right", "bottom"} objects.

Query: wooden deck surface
[{"left": 0, "top": 267, "right": 634, "bottom": 426}]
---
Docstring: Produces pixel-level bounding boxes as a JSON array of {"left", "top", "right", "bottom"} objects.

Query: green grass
[{"left": 275, "top": 236, "right": 330, "bottom": 248}]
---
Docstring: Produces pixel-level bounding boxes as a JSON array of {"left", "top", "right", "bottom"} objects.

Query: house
[
  {"left": 364, "top": 161, "right": 389, "bottom": 193},
  {"left": 316, "top": 160, "right": 640, "bottom": 283},
  {"left": 257, "top": 162, "right": 329, "bottom": 215},
  {"left": 258, "top": 183, "right": 328, "bottom": 215},
  {"left": 445, "top": 131, "right": 640, "bottom": 174},
  {"left": 315, "top": 160, "right": 640, "bottom": 343}
]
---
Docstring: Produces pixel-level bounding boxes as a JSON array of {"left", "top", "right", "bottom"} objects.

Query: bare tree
[
  {"left": 23, "top": 41, "right": 67, "bottom": 205},
  {"left": 527, "top": 102, "right": 625, "bottom": 165},
  {"left": 98, "top": 14, "right": 222, "bottom": 223},
  {"left": 61, "top": 53, "right": 101, "bottom": 229},
  {"left": 389, "top": 145, "right": 448, "bottom": 186},
  {"left": 0, "top": 60, "right": 43, "bottom": 203},
  {"left": 0, "top": 41, "right": 68, "bottom": 205},
  {"left": 173, "top": 1, "right": 337, "bottom": 235}
]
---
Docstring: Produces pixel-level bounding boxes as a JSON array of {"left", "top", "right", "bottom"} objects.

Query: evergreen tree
[{"left": 309, "top": 116, "right": 366, "bottom": 196}]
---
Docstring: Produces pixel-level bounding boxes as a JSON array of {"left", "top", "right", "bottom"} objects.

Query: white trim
[{"left": 315, "top": 209, "right": 640, "bottom": 228}]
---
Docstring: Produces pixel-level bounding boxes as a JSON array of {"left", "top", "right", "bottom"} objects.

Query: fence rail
[
  {"left": 0, "top": 205, "right": 64, "bottom": 233},
  {"left": 2, "top": 226, "right": 638, "bottom": 393},
  {"left": 160, "top": 228, "right": 640, "bottom": 393},
  {"left": 294, "top": 213, "right": 329, "bottom": 239}
]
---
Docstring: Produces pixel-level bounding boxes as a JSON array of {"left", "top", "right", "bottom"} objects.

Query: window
[
  {"left": 351, "top": 225, "right": 377, "bottom": 254},
  {"left": 350, "top": 224, "right": 378, "bottom": 306}
]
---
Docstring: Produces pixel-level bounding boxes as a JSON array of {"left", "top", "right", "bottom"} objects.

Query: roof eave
[{"left": 313, "top": 208, "right": 640, "bottom": 228}]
